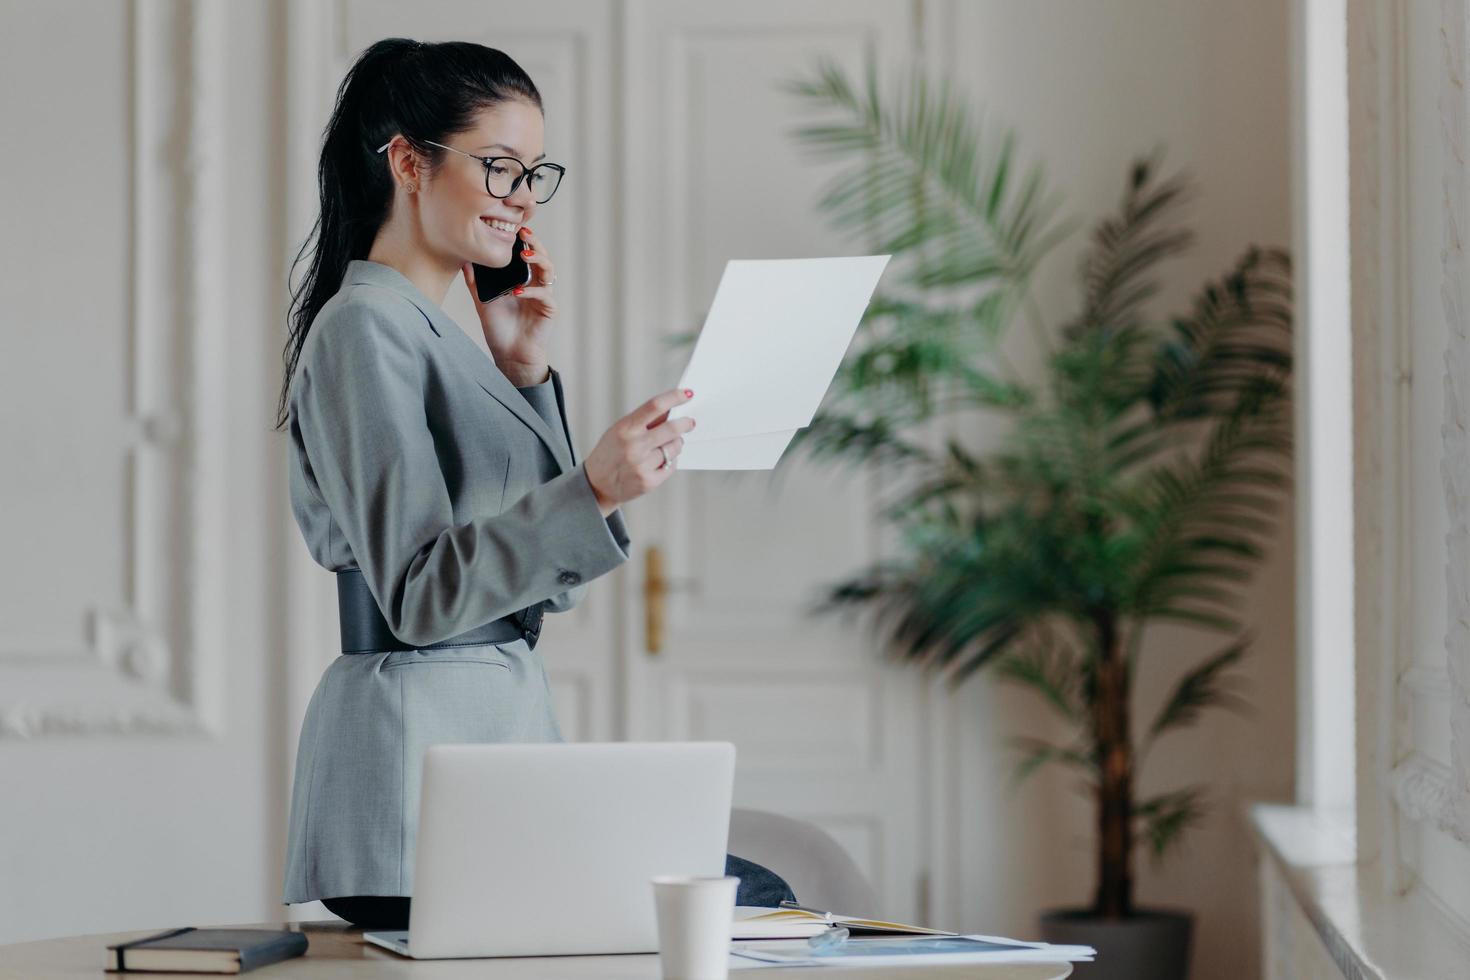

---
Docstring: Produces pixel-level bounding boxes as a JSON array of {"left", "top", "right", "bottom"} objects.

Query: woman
[{"left": 274, "top": 37, "right": 796, "bottom": 929}]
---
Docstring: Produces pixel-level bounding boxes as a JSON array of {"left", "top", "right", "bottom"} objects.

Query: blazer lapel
[
  {"left": 467, "top": 353, "right": 574, "bottom": 475},
  {"left": 343, "top": 260, "right": 572, "bottom": 475}
]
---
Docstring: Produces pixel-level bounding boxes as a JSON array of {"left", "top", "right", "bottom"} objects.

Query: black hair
[{"left": 273, "top": 37, "right": 542, "bottom": 430}]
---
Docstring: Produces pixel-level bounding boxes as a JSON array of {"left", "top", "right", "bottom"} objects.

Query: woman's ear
[{"left": 383, "top": 137, "right": 423, "bottom": 192}]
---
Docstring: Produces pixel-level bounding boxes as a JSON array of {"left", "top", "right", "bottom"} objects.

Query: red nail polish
[
  {"left": 513, "top": 286, "right": 524, "bottom": 295},
  {"left": 523, "top": 249, "right": 535, "bottom": 257},
  {"left": 684, "top": 388, "right": 693, "bottom": 398}
]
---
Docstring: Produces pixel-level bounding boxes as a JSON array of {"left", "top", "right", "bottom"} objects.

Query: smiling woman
[{"left": 272, "top": 36, "right": 794, "bottom": 930}]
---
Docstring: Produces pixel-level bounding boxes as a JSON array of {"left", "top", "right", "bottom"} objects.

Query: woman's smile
[{"left": 481, "top": 217, "right": 520, "bottom": 242}]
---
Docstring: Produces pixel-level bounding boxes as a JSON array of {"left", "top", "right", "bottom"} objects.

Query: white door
[
  {"left": 615, "top": 0, "right": 928, "bottom": 923},
  {"left": 290, "top": 0, "right": 930, "bottom": 924}
]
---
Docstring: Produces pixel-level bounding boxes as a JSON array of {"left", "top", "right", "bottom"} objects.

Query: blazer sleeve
[
  {"left": 293, "top": 299, "right": 632, "bottom": 647},
  {"left": 515, "top": 367, "right": 630, "bottom": 614},
  {"left": 514, "top": 370, "right": 562, "bottom": 436}
]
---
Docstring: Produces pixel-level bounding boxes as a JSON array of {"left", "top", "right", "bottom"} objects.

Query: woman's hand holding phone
[
  {"left": 462, "top": 228, "right": 694, "bottom": 515},
  {"left": 583, "top": 387, "right": 696, "bottom": 517},
  {"left": 461, "top": 225, "right": 559, "bottom": 386}
]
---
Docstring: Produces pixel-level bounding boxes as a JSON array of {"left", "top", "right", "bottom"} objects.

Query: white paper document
[
  {"left": 665, "top": 254, "right": 892, "bottom": 470},
  {"left": 727, "top": 934, "right": 1096, "bottom": 969}
]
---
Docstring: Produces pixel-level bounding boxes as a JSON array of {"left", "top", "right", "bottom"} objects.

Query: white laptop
[{"left": 363, "top": 740, "right": 736, "bottom": 959}]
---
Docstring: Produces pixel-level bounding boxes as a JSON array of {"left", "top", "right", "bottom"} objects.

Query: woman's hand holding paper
[{"left": 582, "top": 387, "right": 697, "bottom": 516}]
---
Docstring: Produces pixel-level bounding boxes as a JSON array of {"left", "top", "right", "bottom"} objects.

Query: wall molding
[
  {"left": 1345, "top": 0, "right": 1421, "bottom": 886},
  {"left": 1389, "top": 752, "right": 1457, "bottom": 836},
  {"left": 0, "top": 0, "right": 229, "bottom": 740},
  {"left": 1402, "top": 665, "right": 1452, "bottom": 700},
  {"left": 1439, "top": 0, "right": 1470, "bottom": 846}
]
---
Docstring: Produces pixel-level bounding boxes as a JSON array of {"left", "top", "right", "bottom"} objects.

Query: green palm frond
[
  {"left": 1149, "top": 246, "right": 1293, "bottom": 423},
  {"left": 664, "top": 327, "right": 701, "bottom": 351},
  {"left": 786, "top": 412, "right": 935, "bottom": 469},
  {"left": 1143, "top": 637, "right": 1254, "bottom": 757},
  {"left": 1135, "top": 786, "right": 1209, "bottom": 864},
  {"left": 779, "top": 55, "right": 1071, "bottom": 292},
  {"left": 1120, "top": 386, "right": 1291, "bottom": 630},
  {"left": 813, "top": 521, "right": 1055, "bottom": 689},
  {"left": 1063, "top": 150, "right": 1197, "bottom": 343},
  {"left": 994, "top": 637, "right": 1085, "bottom": 723},
  {"left": 1007, "top": 735, "right": 1097, "bottom": 788}
]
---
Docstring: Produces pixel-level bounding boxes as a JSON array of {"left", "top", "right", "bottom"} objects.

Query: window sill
[{"left": 1248, "top": 803, "right": 1470, "bottom": 979}]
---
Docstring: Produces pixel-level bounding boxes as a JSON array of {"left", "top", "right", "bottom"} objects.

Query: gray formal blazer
[{"left": 280, "top": 258, "right": 633, "bottom": 906}]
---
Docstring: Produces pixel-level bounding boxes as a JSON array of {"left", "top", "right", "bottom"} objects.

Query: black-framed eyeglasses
[{"left": 375, "top": 137, "right": 566, "bottom": 203}]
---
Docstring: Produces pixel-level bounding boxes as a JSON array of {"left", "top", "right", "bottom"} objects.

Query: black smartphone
[{"left": 473, "top": 235, "right": 534, "bottom": 303}]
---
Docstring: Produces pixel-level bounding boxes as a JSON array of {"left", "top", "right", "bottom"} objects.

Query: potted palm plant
[{"left": 766, "top": 58, "right": 1293, "bottom": 980}]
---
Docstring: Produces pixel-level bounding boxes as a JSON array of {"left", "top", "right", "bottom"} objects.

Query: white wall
[{"left": 0, "top": 0, "right": 289, "bottom": 942}]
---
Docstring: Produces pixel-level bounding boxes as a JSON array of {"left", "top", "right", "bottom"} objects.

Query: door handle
[
  {"left": 644, "top": 545, "right": 667, "bottom": 655},
  {"left": 643, "top": 545, "right": 696, "bottom": 655}
]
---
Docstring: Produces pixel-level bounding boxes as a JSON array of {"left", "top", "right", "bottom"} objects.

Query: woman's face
[{"left": 418, "top": 100, "right": 545, "bottom": 270}]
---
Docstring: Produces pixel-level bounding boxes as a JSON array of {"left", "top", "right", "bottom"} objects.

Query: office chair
[{"left": 727, "top": 807, "right": 878, "bottom": 916}]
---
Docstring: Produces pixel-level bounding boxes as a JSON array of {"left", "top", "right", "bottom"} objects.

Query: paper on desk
[
  {"left": 665, "top": 254, "right": 891, "bottom": 469},
  {"left": 729, "top": 934, "right": 1096, "bottom": 968}
]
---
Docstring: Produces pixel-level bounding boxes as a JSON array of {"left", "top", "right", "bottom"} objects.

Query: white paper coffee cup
[{"left": 650, "top": 874, "right": 740, "bottom": 980}]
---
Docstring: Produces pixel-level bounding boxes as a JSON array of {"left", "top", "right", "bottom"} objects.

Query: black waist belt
[{"left": 335, "top": 567, "right": 544, "bottom": 654}]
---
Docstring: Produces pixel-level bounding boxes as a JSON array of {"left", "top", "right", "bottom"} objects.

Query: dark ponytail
[{"left": 273, "top": 37, "right": 542, "bottom": 430}]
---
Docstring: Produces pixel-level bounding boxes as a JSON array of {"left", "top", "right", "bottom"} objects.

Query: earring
[{"left": 404, "top": 182, "right": 416, "bottom": 193}]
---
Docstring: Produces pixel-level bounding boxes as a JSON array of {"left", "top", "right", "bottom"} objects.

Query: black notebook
[{"left": 105, "top": 927, "right": 308, "bottom": 974}]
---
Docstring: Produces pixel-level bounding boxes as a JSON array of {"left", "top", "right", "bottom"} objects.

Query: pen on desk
[
  {"left": 779, "top": 899, "right": 834, "bottom": 921},
  {"left": 808, "top": 926, "right": 849, "bottom": 951}
]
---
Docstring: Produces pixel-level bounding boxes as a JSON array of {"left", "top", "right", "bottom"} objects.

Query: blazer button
[{"left": 557, "top": 569, "right": 581, "bottom": 586}]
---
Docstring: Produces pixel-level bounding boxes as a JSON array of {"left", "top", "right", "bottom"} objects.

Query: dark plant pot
[{"left": 1038, "top": 907, "right": 1193, "bottom": 980}]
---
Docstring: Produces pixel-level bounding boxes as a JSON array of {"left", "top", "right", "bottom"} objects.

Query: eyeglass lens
[{"left": 485, "top": 159, "right": 563, "bottom": 203}]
